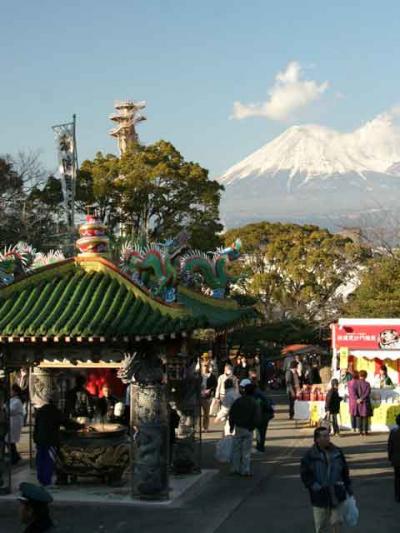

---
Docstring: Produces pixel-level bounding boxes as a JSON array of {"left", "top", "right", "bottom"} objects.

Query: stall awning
[
  {"left": 281, "top": 344, "right": 322, "bottom": 356},
  {"left": 349, "top": 350, "right": 400, "bottom": 361}
]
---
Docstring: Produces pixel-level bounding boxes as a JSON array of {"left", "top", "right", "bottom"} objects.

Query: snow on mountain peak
[{"left": 220, "top": 113, "right": 400, "bottom": 185}]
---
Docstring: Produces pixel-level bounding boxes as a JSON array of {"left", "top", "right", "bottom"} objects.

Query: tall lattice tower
[{"left": 109, "top": 100, "right": 146, "bottom": 155}]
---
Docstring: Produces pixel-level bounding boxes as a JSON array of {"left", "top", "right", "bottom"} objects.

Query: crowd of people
[
  {"left": 284, "top": 360, "right": 378, "bottom": 437},
  {"left": 199, "top": 354, "right": 275, "bottom": 477},
  {"left": 4, "top": 353, "right": 400, "bottom": 532}
]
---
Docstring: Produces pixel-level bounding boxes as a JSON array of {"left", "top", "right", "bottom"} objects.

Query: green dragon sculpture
[
  {"left": 0, "top": 243, "right": 65, "bottom": 287},
  {"left": 120, "top": 244, "right": 178, "bottom": 300},
  {"left": 179, "top": 239, "right": 242, "bottom": 298},
  {"left": 120, "top": 238, "right": 242, "bottom": 300}
]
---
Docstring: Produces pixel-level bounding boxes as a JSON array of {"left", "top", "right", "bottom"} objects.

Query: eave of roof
[{"left": 0, "top": 255, "right": 253, "bottom": 341}]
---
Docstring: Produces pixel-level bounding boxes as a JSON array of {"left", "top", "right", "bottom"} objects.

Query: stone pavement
[{"left": 1, "top": 392, "right": 399, "bottom": 532}]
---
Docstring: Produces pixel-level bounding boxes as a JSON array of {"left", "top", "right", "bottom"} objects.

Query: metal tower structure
[{"left": 109, "top": 100, "right": 146, "bottom": 155}]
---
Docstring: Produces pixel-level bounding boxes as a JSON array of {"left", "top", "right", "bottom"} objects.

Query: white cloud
[{"left": 231, "top": 61, "right": 329, "bottom": 122}]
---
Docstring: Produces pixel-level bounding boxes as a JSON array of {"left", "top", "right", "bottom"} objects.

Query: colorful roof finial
[{"left": 76, "top": 214, "right": 110, "bottom": 256}]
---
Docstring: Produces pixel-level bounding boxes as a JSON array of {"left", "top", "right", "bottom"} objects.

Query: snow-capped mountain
[{"left": 219, "top": 113, "right": 400, "bottom": 228}]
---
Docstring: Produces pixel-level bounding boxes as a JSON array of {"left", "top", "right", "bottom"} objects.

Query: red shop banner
[{"left": 333, "top": 323, "right": 400, "bottom": 351}]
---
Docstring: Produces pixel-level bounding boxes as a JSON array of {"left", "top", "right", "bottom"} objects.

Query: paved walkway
[{"left": 1, "top": 392, "right": 399, "bottom": 532}]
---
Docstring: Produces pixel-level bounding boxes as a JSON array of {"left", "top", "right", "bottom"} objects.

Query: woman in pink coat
[
  {"left": 347, "top": 370, "right": 360, "bottom": 432},
  {"left": 357, "top": 370, "right": 372, "bottom": 435}
]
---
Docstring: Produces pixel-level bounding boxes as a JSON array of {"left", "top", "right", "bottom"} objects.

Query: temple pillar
[
  {"left": 171, "top": 369, "right": 201, "bottom": 475},
  {"left": 130, "top": 383, "right": 169, "bottom": 499},
  {"left": 29, "top": 367, "right": 57, "bottom": 408}
]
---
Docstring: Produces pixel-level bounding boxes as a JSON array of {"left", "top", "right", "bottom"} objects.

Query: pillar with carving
[
  {"left": 125, "top": 351, "right": 169, "bottom": 499},
  {"left": 29, "top": 367, "right": 57, "bottom": 408},
  {"left": 131, "top": 383, "right": 169, "bottom": 499}
]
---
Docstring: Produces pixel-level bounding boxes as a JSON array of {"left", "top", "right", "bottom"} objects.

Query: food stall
[
  {"left": 294, "top": 385, "right": 327, "bottom": 425},
  {"left": 331, "top": 318, "right": 400, "bottom": 431},
  {"left": 283, "top": 345, "right": 329, "bottom": 425}
]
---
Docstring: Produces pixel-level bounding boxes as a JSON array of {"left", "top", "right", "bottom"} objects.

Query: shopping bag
[
  {"left": 319, "top": 413, "right": 330, "bottom": 430},
  {"left": 215, "top": 436, "right": 233, "bottom": 463},
  {"left": 210, "top": 397, "right": 220, "bottom": 417},
  {"left": 342, "top": 495, "right": 359, "bottom": 527}
]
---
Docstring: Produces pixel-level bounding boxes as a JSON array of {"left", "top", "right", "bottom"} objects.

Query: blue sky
[{"left": 1, "top": 0, "right": 400, "bottom": 177}]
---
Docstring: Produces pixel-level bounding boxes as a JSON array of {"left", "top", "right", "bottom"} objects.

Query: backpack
[{"left": 256, "top": 393, "right": 275, "bottom": 421}]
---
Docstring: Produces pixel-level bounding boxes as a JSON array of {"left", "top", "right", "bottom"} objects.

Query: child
[{"left": 325, "top": 379, "right": 342, "bottom": 436}]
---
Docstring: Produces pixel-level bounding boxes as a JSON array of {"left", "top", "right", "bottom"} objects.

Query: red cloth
[
  {"left": 375, "top": 358, "right": 383, "bottom": 375},
  {"left": 85, "top": 369, "right": 125, "bottom": 398}
]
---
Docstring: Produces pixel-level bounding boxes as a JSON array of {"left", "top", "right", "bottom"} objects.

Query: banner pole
[{"left": 71, "top": 114, "right": 77, "bottom": 243}]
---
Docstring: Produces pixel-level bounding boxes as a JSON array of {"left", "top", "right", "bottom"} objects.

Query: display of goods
[
  {"left": 310, "top": 390, "right": 317, "bottom": 401},
  {"left": 296, "top": 391, "right": 303, "bottom": 400},
  {"left": 303, "top": 389, "right": 311, "bottom": 401}
]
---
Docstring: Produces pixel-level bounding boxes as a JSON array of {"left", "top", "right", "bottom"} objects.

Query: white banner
[{"left": 52, "top": 121, "right": 76, "bottom": 228}]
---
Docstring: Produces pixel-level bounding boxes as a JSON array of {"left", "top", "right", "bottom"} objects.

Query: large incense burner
[{"left": 56, "top": 423, "right": 129, "bottom": 485}]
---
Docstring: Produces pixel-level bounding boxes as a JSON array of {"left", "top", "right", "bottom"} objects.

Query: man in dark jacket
[
  {"left": 285, "top": 360, "right": 300, "bottom": 420},
  {"left": 18, "top": 482, "right": 54, "bottom": 532},
  {"left": 249, "top": 369, "right": 274, "bottom": 452},
  {"left": 388, "top": 413, "right": 400, "bottom": 502},
  {"left": 325, "top": 379, "right": 342, "bottom": 436},
  {"left": 65, "top": 374, "right": 93, "bottom": 419},
  {"left": 200, "top": 361, "right": 217, "bottom": 432},
  {"left": 301, "top": 427, "right": 353, "bottom": 532},
  {"left": 34, "top": 397, "right": 81, "bottom": 486},
  {"left": 229, "top": 379, "right": 261, "bottom": 476}
]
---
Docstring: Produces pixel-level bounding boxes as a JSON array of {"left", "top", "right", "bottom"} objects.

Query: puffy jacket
[
  {"left": 229, "top": 395, "right": 261, "bottom": 432},
  {"left": 300, "top": 444, "right": 352, "bottom": 508}
]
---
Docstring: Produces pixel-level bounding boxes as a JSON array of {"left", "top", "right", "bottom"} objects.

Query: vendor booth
[{"left": 331, "top": 318, "right": 400, "bottom": 431}]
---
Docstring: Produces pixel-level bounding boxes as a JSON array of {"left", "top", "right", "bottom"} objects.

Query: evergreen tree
[
  {"left": 344, "top": 255, "right": 400, "bottom": 317},
  {"left": 224, "top": 221, "right": 370, "bottom": 322},
  {"left": 76, "top": 141, "right": 223, "bottom": 250}
]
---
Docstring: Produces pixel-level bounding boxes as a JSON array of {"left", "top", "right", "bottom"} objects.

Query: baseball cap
[
  {"left": 239, "top": 379, "right": 252, "bottom": 388},
  {"left": 18, "top": 482, "right": 53, "bottom": 504}
]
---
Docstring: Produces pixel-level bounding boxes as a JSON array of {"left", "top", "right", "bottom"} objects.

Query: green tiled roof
[
  {"left": 0, "top": 257, "right": 253, "bottom": 339},
  {"left": 177, "top": 286, "right": 256, "bottom": 329}
]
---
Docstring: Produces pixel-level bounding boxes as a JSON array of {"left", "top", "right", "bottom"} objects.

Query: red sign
[{"left": 333, "top": 323, "right": 400, "bottom": 350}]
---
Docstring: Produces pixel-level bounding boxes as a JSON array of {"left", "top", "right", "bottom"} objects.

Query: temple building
[{"left": 0, "top": 216, "right": 253, "bottom": 499}]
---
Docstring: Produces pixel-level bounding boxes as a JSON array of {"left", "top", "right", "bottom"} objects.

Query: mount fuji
[{"left": 219, "top": 113, "right": 400, "bottom": 229}]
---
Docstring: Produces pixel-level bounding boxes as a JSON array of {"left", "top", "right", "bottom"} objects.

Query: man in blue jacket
[{"left": 301, "top": 427, "right": 353, "bottom": 533}]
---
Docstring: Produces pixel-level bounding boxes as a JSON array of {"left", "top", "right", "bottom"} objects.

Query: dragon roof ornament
[{"left": 0, "top": 211, "right": 242, "bottom": 304}]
